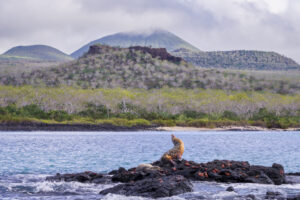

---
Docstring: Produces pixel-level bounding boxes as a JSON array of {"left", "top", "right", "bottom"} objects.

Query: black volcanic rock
[
  {"left": 46, "top": 171, "right": 111, "bottom": 184},
  {"left": 87, "top": 44, "right": 182, "bottom": 63},
  {"left": 265, "top": 191, "right": 285, "bottom": 200},
  {"left": 46, "top": 159, "right": 288, "bottom": 198},
  {"left": 110, "top": 166, "right": 164, "bottom": 183},
  {"left": 100, "top": 175, "right": 192, "bottom": 198},
  {"left": 0, "top": 122, "right": 155, "bottom": 131},
  {"left": 129, "top": 46, "right": 182, "bottom": 63},
  {"left": 150, "top": 159, "right": 286, "bottom": 185},
  {"left": 86, "top": 45, "right": 118, "bottom": 55},
  {"left": 226, "top": 186, "right": 235, "bottom": 192}
]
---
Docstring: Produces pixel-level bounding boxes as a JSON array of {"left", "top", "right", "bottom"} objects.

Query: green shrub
[
  {"left": 278, "top": 118, "right": 291, "bottom": 129},
  {"left": 5, "top": 104, "right": 19, "bottom": 115},
  {"left": 251, "top": 108, "right": 280, "bottom": 128},
  {"left": 152, "top": 119, "right": 176, "bottom": 126},
  {"left": 21, "top": 104, "right": 49, "bottom": 119},
  {"left": 0, "top": 107, "right": 8, "bottom": 116},
  {"left": 97, "top": 118, "right": 136, "bottom": 127},
  {"left": 49, "top": 110, "right": 72, "bottom": 122},
  {"left": 116, "top": 113, "right": 139, "bottom": 120},
  {"left": 79, "top": 103, "right": 110, "bottom": 119},
  {"left": 141, "top": 112, "right": 173, "bottom": 120},
  {"left": 128, "top": 119, "right": 151, "bottom": 127},
  {"left": 182, "top": 110, "right": 207, "bottom": 119},
  {"left": 222, "top": 111, "right": 239, "bottom": 120},
  {"left": 187, "top": 119, "right": 214, "bottom": 128},
  {"left": 249, "top": 120, "right": 266, "bottom": 127}
]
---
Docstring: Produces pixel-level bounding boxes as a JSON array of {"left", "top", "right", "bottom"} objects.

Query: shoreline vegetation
[
  {"left": 0, "top": 86, "right": 299, "bottom": 131},
  {"left": 0, "top": 122, "right": 300, "bottom": 132}
]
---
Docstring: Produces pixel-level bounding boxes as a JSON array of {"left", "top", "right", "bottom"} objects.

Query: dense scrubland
[
  {"left": 0, "top": 45, "right": 299, "bottom": 129},
  {"left": 0, "top": 86, "right": 299, "bottom": 128},
  {"left": 172, "top": 48, "right": 300, "bottom": 71},
  {"left": 1, "top": 45, "right": 299, "bottom": 94}
]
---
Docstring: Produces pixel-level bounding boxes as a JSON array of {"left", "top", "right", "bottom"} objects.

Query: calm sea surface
[{"left": 0, "top": 131, "right": 299, "bottom": 199}]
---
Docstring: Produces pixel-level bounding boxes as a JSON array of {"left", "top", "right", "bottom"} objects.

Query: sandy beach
[{"left": 156, "top": 126, "right": 300, "bottom": 132}]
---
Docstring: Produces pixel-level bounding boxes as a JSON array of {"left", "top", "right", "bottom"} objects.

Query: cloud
[{"left": 0, "top": 0, "right": 299, "bottom": 63}]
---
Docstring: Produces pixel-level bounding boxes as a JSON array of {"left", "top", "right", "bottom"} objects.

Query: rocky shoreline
[
  {"left": 0, "top": 122, "right": 299, "bottom": 132},
  {"left": 45, "top": 159, "right": 300, "bottom": 199},
  {"left": 0, "top": 122, "right": 156, "bottom": 131}
]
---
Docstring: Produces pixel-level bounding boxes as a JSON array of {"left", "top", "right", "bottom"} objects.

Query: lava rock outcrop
[{"left": 46, "top": 159, "right": 286, "bottom": 198}]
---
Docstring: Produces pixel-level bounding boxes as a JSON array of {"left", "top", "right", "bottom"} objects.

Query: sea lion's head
[
  {"left": 171, "top": 134, "right": 176, "bottom": 141},
  {"left": 171, "top": 134, "right": 179, "bottom": 144}
]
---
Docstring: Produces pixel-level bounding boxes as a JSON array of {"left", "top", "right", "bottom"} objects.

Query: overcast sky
[{"left": 0, "top": 0, "right": 299, "bottom": 62}]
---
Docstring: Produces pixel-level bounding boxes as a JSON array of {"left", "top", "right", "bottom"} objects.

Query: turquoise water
[{"left": 0, "top": 131, "right": 300, "bottom": 199}]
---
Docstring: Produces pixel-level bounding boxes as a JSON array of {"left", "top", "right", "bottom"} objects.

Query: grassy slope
[
  {"left": 0, "top": 86, "right": 299, "bottom": 129},
  {"left": 3, "top": 45, "right": 73, "bottom": 62}
]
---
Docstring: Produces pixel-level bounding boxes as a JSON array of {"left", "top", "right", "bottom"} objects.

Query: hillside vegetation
[
  {"left": 0, "top": 55, "right": 63, "bottom": 75},
  {"left": 0, "top": 45, "right": 73, "bottom": 75},
  {"left": 1, "top": 45, "right": 299, "bottom": 94},
  {"left": 172, "top": 48, "right": 300, "bottom": 71},
  {"left": 0, "top": 86, "right": 299, "bottom": 129},
  {"left": 70, "top": 29, "right": 300, "bottom": 71}
]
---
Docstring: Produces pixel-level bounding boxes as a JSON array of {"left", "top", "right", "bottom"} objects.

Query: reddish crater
[{"left": 129, "top": 46, "right": 183, "bottom": 63}]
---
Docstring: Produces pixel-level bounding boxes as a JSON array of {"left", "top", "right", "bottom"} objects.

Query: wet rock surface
[
  {"left": 226, "top": 186, "right": 235, "bottom": 192},
  {"left": 265, "top": 191, "right": 285, "bottom": 200},
  {"left": 100, "top": 175, "right": 192, "bottom": 198},
  {"left": 45, "top": 171, "right": 111, "bottom": 184},
  {"left": 150, "top": 159, "right": 286, "bottom": 185},
  {"left": 46, "top": 159, "right": 290, "bottom": 198}
]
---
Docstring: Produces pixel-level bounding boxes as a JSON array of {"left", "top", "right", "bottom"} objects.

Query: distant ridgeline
[
  {"left": 0, "top": 45, "right": 73, "bottom": 71},
  {"left": 171, "top": 48, "right": 300, "bottom": 71},
  {"left": 1, "top": 44, "right": 299, "bottom": 94},
  {"left": 1, "top": 30, "right": 299, "bottom": 71},
  {"left": 69, "top": 29, "right": 300, "bottom": 71},
  {"left": 2, "top": 45, "right": 73, "bottom": 62}
]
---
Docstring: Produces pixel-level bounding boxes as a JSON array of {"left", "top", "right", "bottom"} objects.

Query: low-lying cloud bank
[{"left": 0, "top": 0, "right": 299, "bottom": 63}]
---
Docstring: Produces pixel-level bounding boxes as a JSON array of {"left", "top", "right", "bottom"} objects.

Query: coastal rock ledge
[{"left": 46, "top": 159, "right": 288, "bottom": 198}]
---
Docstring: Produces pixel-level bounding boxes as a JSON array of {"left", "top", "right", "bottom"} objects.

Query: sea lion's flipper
[{"left": 176, "top": 152, "right": 183, "bottom": 160}]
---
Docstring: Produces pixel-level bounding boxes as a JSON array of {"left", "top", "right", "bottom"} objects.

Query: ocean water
[{"left": 0, "top": 131, "right": 299, "bottom": 199}]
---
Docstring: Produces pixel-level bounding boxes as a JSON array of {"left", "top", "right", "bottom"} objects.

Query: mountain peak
[
  {"left": 122, "top": 28, "right": 172, "bottom": 36},
  {"left": 71, "top": 29, "right": 200, "bottom": 58}
]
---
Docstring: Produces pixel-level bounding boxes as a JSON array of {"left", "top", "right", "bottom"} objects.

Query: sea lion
[
  {"left": 161, "top": 134, "right": 184, "bottom": 167},
  {"left": 136, "top": 164, "right": 161, "bottom": 172}
]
